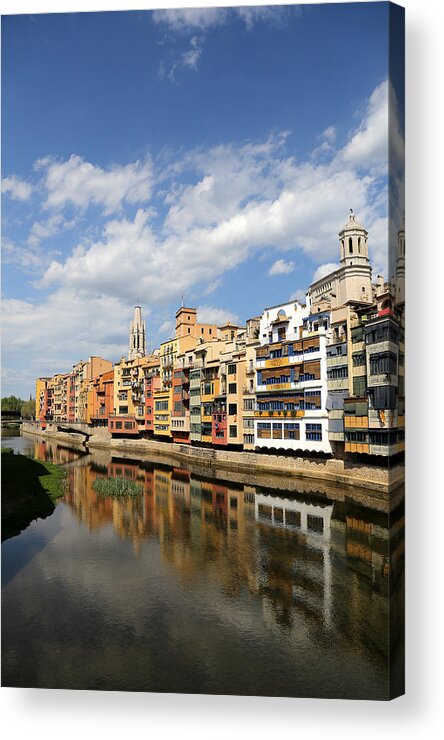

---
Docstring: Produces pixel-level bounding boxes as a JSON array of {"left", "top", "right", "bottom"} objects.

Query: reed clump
[{"left": 92, "top": 476, "right": 143, "bottom": 497}]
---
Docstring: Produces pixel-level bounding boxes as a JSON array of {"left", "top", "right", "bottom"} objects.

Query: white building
[{"left": 254, "top": 300, "right": 333, "bottom": 455}]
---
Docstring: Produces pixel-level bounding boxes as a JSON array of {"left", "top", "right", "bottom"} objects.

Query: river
[{"left": 1, "top": 430, "right": 404, "bottom": 698}]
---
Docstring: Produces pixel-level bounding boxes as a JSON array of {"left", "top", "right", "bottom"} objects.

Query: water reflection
[{"left": 2, "top": 435, "right": 404, "bottom": 698}]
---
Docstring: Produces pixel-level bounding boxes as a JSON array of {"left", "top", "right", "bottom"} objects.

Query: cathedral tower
[
  {"left": 128, "top": 306, "right": 146, "bottom": 360},
  {"left": 339, "top": 209, "right": 370, "bottom": 267},
  {"left": 395, "top": 218, "right": 405, "bottom": 305}
]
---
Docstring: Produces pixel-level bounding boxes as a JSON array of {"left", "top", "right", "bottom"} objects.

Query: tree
[
  {"left": 20, "top": 399, "right": 36, "bottom": 419},
  {"left": 1, "top": 396, "right": 24, "bottom": 414}
]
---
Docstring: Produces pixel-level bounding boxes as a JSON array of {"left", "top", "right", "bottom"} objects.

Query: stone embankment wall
[{"left": 23, "top": 421, "right": 404, "bottom": 506}]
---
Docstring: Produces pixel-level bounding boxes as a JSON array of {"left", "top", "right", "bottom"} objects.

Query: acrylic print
[{"left": 1, "top": 3, "right": 405, "bottom": 699}]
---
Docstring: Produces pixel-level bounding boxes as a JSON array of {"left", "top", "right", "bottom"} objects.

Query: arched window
[
  {"left": 358, "top": 237, "right": 361, "bottom": 252},
  {"left": 349, "top": 237, "right": 353, "bottom": 254}
]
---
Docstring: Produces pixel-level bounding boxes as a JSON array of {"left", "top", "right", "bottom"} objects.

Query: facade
[
  {"left": 90, "top": 370, "right": 114, "bottom": 427},
  {"left": 144, "top": 361, "right": 161, "bottom": 437},
  {"left": 36, "top": 377, "right": 53, "bottom": 424},
  {"left": 254, "top": 300, "right": 332, "bottom": 455},
  {"left": 111, "top": 355, "right": 153, "bottom": 436}
]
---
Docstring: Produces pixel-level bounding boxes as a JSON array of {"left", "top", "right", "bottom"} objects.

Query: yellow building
[{"left": 153, "top": 388, "right": 172, "bottom": 438}]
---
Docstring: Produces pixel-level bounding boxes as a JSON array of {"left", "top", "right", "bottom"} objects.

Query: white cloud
[
  {"left": 154, "top": 7, "right": 290, "bottom": 79},
  {"left": 289, "top": 288, "right": 307, "bottom": 305},
  {"left": 152, "top": 8, "right": 227, "bottom": 32},
  {"left": 152, "top": 7, "right": 287, "bottom": 33},
  {"left": 160, "top": 35, "right": 203, "bottom": 80},
  {"left": 2, "top": 236, "right": 59, "bottom": 272},
  {"left": 1, "top": 175, "right": 33, "bottom": 201},
  {"left": 269, "top": 259, "right": 295, "bottom": 276},
  {"left": 27, "top": 213, "right": 76, "bottom": 247},
  {"left": 3, "top": 79, "right": 396, "bottom": 395},
  {"left": 320, "top": 126, "right": 336, "bottom": 143},
  {"left": 37, "top": 154, "right": 153, "bottom": 214},
  {"left": 1, "top": 290, "right": 135, "bottom": 395},
  {"left": 341, "top": 79, "right": 389, "bottom": 172},
  {"left": 312, "top": 263, "right": 339, "bottom": 283},
  {"left": 158, "top": 319, "right": 175, "bottom": 337},
  {"left": 197, "top": 305, "right": 240, "bottom": 326},
  {"left": 37, "top": 78, "right": 391, "bottom": 306}
]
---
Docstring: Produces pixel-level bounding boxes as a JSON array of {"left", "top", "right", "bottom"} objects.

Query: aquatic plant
[{"left": 92, "top": 476, "right": 143, "bottom": 497}]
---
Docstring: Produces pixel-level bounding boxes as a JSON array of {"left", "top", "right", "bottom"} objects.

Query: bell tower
[
  {"left": 128, "top": 306, "right": 146, "bottom": 360},
  {"left": 395, "top": 218, "right": 405, "bottom": 305},
  {"left": 339, "top": 209, "right": 370, "bottom": 267}
]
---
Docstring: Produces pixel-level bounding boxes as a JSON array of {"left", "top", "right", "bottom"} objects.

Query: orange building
[{"left": 90, "top": 370, "right": 114, "bottom": 427}]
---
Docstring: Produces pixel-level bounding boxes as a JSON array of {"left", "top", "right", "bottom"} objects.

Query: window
[
  {"left": 257, "top": 422, "right": 271, "bottom": 439},
  {"left": 243, "top": 398, "right": 255, "bottom": 411},
  {"left": 352, "top": 351, "right": 366, "bottom": 367},
  {"left": 284, "top": 422, "right": 300, "bottom": 440},
  {"left": 349, "top": 237, "right": 353, "bottom": 253},
  {"left": 115, "top": 421, "right": 122, "bottom": 429},
  {"left": 272, "top": 422, "right": 282, "bottom": 439},
  {"left": 228, "top": 403, "right": 237, "bottom": 416},
  {"left": 228, "top": 383, "right": 237, "bottom": 394},
  {"left": 306, "top": 423, "right": 322, "bottom": 441},
  {"left": 351, "top": 326, "right": 364, "bottom": 343},
  {"left": 369, "top": 351, "right": 397, "bottom": 376},
  {"left": 155, "top": 400, "right": 169, "bottom": 411},
  {"left": 345, "top": 431, "right": 368, "bottom": 443},
  {"left": 124, "top": 421, "right": 133, "bottom": 430},
  {"left": 365, "top": 323, "right": 399, "bottom": 345},
  {"left": 118, "top": 406, "right": 128, "bottom": 414},
  {"left": 227, "top": 364, "right": 236, "bottom": 375},
  {"left": 229, "top": 425, "right": 237, "bottom": 438},
  {"left": 286, "top": 510, "right": 301, "bottom": 527},
  {"left": 327, "top": 366, "right": 348, "bottom": 380},
  {"left": 209, "top": 328, "right": 212, "bottom": 335},
  {"left": 353, "top": 376, "right": 366, "bottom": 397},
  {"left": 368, "top": 385, "right": 397, "bottom": 410},
  {"left": 307, "top": 515, "right": 324, "bottom": 534}
]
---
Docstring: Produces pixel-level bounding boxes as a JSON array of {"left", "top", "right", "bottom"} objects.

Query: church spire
[{"left": 128, "top": 305, "right": 146, "bottom": 360}]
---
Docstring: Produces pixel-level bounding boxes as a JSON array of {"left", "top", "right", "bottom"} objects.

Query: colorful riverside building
[
  {"left": 321, "top": 215, "right": 406, "bottom": 460},
  {"left": 254, "top": 299, "right": 332, "bottom": 455},
  {"left": 90, "top": 370, "right": 114, "bottom": 427},
  {"left": 155, "top": 305, "right": 218, "bottom": 442},
  {"left": 36, "top": 377, "right": 54, "bottom": 425},
  {"left": 110, "top": 354, "right": 159, "bottom": 436}
]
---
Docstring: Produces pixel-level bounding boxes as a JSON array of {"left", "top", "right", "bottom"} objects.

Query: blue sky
[{"left": 1, "top": 3, "right": 403, "bottom": 398}]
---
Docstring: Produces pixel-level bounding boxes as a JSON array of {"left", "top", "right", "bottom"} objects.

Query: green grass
[
  {"left": 92, "top": 476, "right": 143, "bottom": 497},
  {"left": 1, "top": 449, "right": 67, "bottom": 541}
]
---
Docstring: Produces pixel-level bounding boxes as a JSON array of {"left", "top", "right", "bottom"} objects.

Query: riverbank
[
  {"left": 1, "top": 447, "right": 67, "bottom": 541},
  {"left": 22, "top": 422, "right": 404, "bottom": 509}
]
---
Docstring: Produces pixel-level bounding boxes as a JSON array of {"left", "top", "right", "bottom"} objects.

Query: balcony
[{"left": 254, "top": 409, "right": 305, "bottom": 419}]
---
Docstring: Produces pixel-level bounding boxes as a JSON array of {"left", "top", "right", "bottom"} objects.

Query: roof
[{"left": 339, "top": 209, "right": 367, "bottom": 233}]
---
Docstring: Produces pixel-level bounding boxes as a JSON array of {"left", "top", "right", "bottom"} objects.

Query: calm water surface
[{"left": 1, "top": 431, "right": 404, "bottom": 698}]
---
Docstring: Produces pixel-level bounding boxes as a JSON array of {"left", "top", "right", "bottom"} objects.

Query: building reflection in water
[
  {"left": 29, "top": 441, "right": 403, "bottom": 668},
  {"left": 15, "top": 439, "right": 404, "bottom": 696}
]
